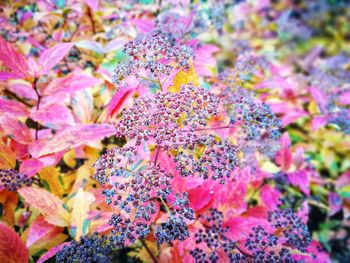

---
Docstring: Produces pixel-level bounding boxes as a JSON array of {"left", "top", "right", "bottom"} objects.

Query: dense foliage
[{"left": 0, "top": 1, "right": 349, "bottom": 263}]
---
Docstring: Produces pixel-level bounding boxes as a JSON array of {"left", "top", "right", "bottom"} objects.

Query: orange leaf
[
  {"left": 0, "top": 143, "right": 16, "bottom": 169},
  {"left": 18, "top": 187, "right": 70, "bottom": 227},
  {"left": 0, "top": 189, "right": 18, "bottom": 226},
  {"left": 0, "top": 222, "right": 29, "bottom": 263}
]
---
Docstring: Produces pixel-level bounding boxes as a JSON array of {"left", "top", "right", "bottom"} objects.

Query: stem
[
  {"left": 180, "top": 125, "right": 235, "bottom": 133},
  {"left": 87, "top": 6, "right": 96, "bottom": 35},
  {"left": 140, "top": 239, "right": 159, "bottom": 263},
  {"left": 159, "top": 197, "right": 171, "bottom": 214},
  {"left": 3, "top": 89, "right": 32, "bottom": 107},
  {"left": 32, "top": 78, "right": 41, "bottom": 140},
  {"left": 153, "top": 146, "right": 160, "bottom": 165}
]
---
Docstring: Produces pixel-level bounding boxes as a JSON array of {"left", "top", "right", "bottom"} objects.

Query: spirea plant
[{"left": 0, "top": 1, "right": 349, "bottom": 263}]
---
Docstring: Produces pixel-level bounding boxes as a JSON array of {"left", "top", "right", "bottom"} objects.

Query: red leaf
[
  {"left": 30, "top": 104, "right": 75, "bottom": 129},
  {"left": 0, "top": 222, "right": 29, "bottom": 263},
  {"left": 0, "top": 98, "right": 30, "bottom": 117},
  {"left": 0, "top": 38, "right": 30, "bottom": 79},
  {"left": 29, "top": 124, "right": 116, "bottom": 158},
  {"left": 43, "top": 73, "right": 103, "bottom": 96},
  {"left": 275, "top": 132, "right": 292, "bottom": 172},
  {"left": 26, "top": 216, "right": 63, "bottom": 248},
  {"left": 38, "top": 43, "right": 74, "bottom": 75}
]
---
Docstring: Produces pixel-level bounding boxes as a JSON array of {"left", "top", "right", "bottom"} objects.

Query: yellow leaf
[
  {"left": 63, "top": 149, "right": 76, "bottom": 168},
  {"left": 39, "top": 167, "right": 64, "bottom": 197},
  {"left": 18, "top": 187, "right": 70, "bottom": 227},
  {"left": 0, "top": 144, "right": 16, "bottom": 169},
  {"left": 71, "top": 188, "right": 95, "bottom": 240},
  {"left": 71, "top": 162, "right": 93, "bottom": 192},
  {"left": 261, "top": 161, "right": 281, "bottom": 173},
  {"left": 168, "top": 63, "right": 199, "bottom": 93},
  {"left": 129, "top": 240, "right": 158, "bottom": 263}
]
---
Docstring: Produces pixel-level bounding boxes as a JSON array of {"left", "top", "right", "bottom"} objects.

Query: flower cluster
[
  {"left": 225, "top": 88, "right": 281, "bottom": 141},
  {"left": 154, "top": 214, "right": 190, "bottom": 245},
  {"left": 115, "top": 84, "right": 219, "bottom": 149},
  {"left": 190, "top": 208, "right": 245, "bottom": 263},
  {"left": 242, "top": 209, "right": 312, "bottom": 262},
  {"left": 0, "top": 169, "right": 32, "bottom": 191},
  {"left": 112, "top": 30, "right": 194, "bottom": 89},
  {"left": 268, "top": 209, "right": 312, "bottom": 252},
  {"left": 174, "top": 135, "right": 239, "bottom": 184},
  {"left": 93, "top": 146, "right": 195, "bottom": 246},
  {"left": 56, "top": 233, "right": 112, "bottom": 263}
]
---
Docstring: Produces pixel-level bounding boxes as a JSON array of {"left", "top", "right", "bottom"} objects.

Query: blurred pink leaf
[
  {"left": 309, "top": 86, "right": 328, "bottom": 113},
  {"left": 85, "top": 0, "right": 99, "bottom": 10},
  {"left": 38, "top": 43, "right": 74, "bottom": 75},
  {"left": 0, "top": 98, "right": 30, "bottom": 117},
  {"left": 30, "top": 104, "right": 75, "bottom": 129},
  {"left": 311, "top": 115, "right": 328, "bottom": 131},
  {"left": 6, "top": 81, "right": 36, "bottom": 100},
  {"left": 275, "top": 132, "right": 292, "bottom": 172},
  {"left": 29, "top": 124, "right": 115, "bottom": 158},
  {"left": 0, "top": 37, "right": 30, "bottom": 79},
  {"left": 43, "top": 73, "right": 102, "bottom": 96},
  {"left": 287, "top": 170, "right": 310, "bottom": 195}
]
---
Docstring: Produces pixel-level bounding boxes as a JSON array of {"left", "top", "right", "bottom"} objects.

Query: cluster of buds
[
  {"left": 0, "top": 169, "right": 32, "bottom": 191},
  {"left": 112, "top": 30, "right": 194, "bottom": 89},
  {"left": 115, "top": 84, "right": 219, "bottom": 149},
  {"left": 56, "top": 233, "right": 112, "bottom": 263}
]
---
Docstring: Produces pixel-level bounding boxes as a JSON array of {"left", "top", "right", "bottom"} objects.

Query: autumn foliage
[{"left": 0, "top": 1, "right": 349, "bottom": 263}]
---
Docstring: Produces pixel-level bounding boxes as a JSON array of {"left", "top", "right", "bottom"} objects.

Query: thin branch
[
  {"left": 180, "top": 125, "right": 235, "bottom": 133},
  {"left": 3, "top": 89, "right": 32, "bottom": 107},
  {"left": 140, "top": 239, "right": 159, "bottom": 263},
  {"left": 32, "top": 78, "right": 41, "bottom": 140},
  {"left": 153, "top": 146, "right": 160, "bottom": 165}
]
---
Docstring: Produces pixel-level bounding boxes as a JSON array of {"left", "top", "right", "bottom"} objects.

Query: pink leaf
[
  {"left": 19, "top": 159, "right": 44, "bottom": 178},
  {"left": 287, "top": 170, "right": 310, "bottom": 195},
  {"left": 311, "top": 115, "right": 328, "bottom": 131},
  {"left": 37, "top": 242, "right": 70, "bottom": 263},
  {"left": 26, "top": 216, "right": 63, "bottom": 248},
  {"left": 0, "top": 116, "right": 32, "bottom": 144},
  {"left": 85, "top": 0, "right": 99, "bottom": 10},
  {"left": 72, "top": 89, "right": 94, "bottom": 123},
  {"left": 107, "top": 87, "right": 135, "bottom": 117},
  {"left": 328, "top": 192, "right": 342, "bottom": 216},
  {"left": 225, "top": 217, "right": 270, "bottom": 240},
  {"left": 29, "top": 124, "right": 115, "bottom": 158},
  {"left": 275, "top": 132, "right": 292, "bottom": 172},
  {"left": 309, "top": 86, "right": 328, "bottom": 113},
  {"left": 43, "top": 73, "right": 103, "bottom": 96},
  {"left": 30, "top": 104, "right": 75, "bottom": 129},
  {"left": 0, "top": 38, "right": 30, "bottom": 79},
  {"left": 38, "top": 43, "right": 74, "bottom": 75},
  {"left": 0, "top": 98, "right": 30, "bottom": 117},
  {"left": 260, "top": 184, "right": 281, "bottom": 209}
]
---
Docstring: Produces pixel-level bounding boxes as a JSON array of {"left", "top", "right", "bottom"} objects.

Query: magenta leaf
[
  {"left": 29, "top": 124, "right": 116, "bottom": 158},
  {"left": 38, "top": 43, "right": 74, "bottom": 75},
  {"left": 0, "top": 38, "right": 30, "bottom": 79}
]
